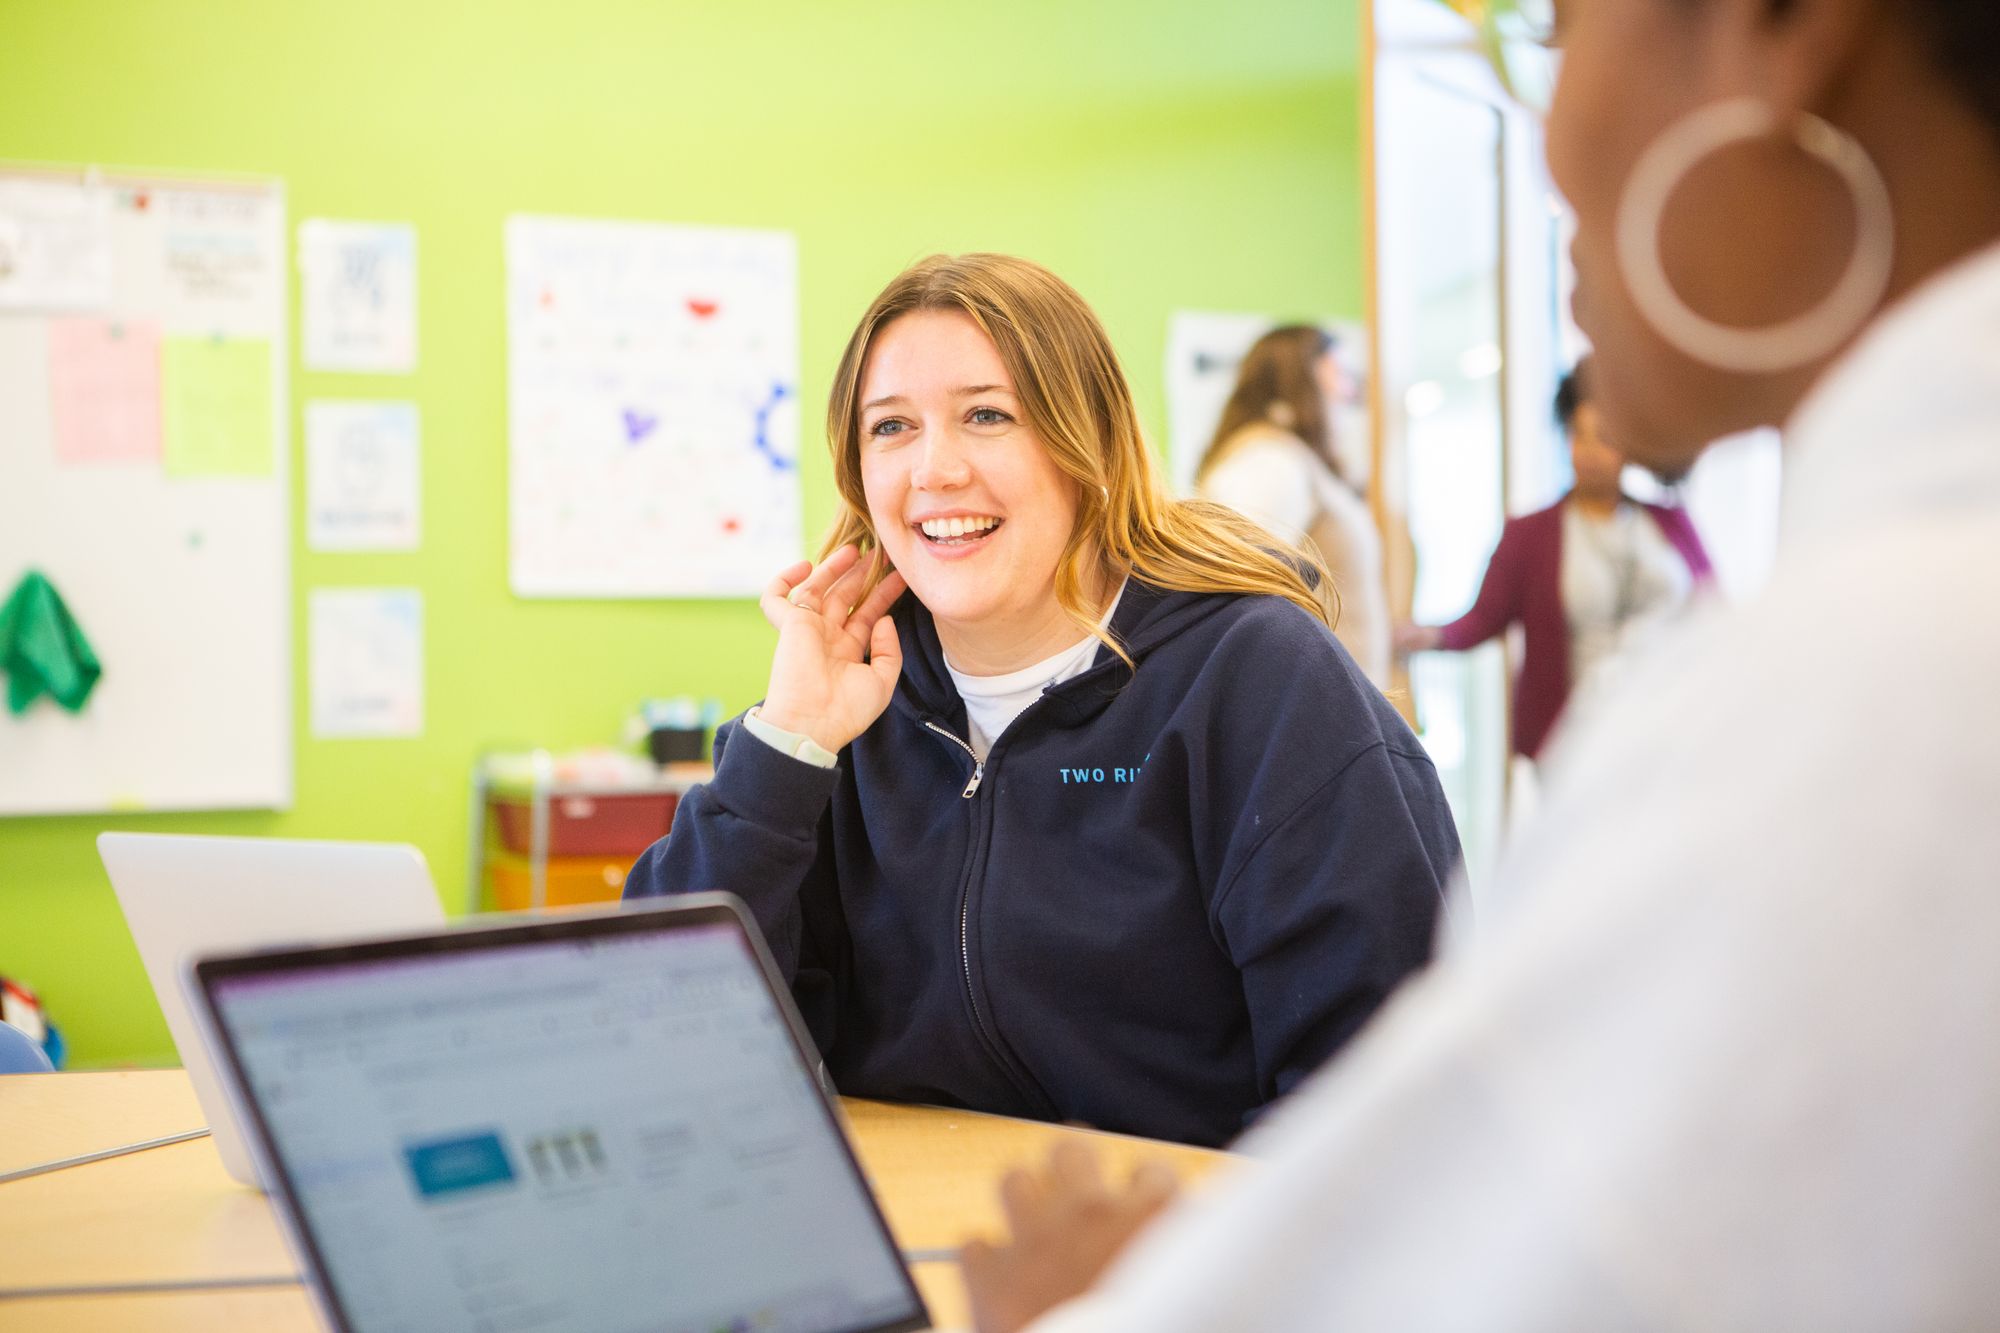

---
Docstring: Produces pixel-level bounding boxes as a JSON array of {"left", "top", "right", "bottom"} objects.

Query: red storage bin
[{"left": 493, "top": 791, "right": 678, "bottom": 857}]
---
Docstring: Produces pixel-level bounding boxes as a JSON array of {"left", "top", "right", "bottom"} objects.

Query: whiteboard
[
  {"left": 506, "top": 215, "right": 802, "bottom": 597},
  {"left": 0, "top": 164, "right": 289, "bottom": 815}
]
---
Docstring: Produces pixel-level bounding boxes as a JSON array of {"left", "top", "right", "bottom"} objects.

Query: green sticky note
[{"left": 163, "top": 336, "right": 275, "bottom": 477}]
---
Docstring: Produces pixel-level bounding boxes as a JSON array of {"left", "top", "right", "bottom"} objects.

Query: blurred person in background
[
  {"left": 1197, "top": 325, "right": 1392, "bottom": 688},
  {"left": 956, "top": 0, "right": 2000, "bottom": 1327},
  {"left": 1396, "top": 359, "right": 1714, "bottom": 764}
]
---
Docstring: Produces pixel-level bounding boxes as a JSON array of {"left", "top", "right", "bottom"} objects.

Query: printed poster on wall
[
  {"left": 299, "top": 220, "right": 417, "bottom": 373},
  {"left": 305, "top": 400, "right": 421, "bottom": 551},
  {"left": 309, "top": 588, "right": 423, "bottom": 739},
  {"left": 504, "top": 215, "right": 802, "bottom": 598}
]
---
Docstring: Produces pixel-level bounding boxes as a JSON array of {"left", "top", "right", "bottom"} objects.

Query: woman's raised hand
[{"left": 755, "top": 545, "right": 909, "bottom": 755}]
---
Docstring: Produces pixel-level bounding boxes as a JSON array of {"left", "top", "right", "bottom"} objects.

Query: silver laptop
[
  {"left": 184, "top": 895, "right": 928, "bottom": 1333},
  {"left": 99, "top": 832, "right": 444, "bottom": 1188}
]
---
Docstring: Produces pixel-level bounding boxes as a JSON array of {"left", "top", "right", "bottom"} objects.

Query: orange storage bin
[
  {"left": 487, "top": 853, "right": 634, "bottom": 911},
  {"left": 492, "top": 792, "right": 678, "bottom": 857}
]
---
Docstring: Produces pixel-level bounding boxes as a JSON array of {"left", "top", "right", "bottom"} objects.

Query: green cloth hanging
[{"left": 0, "top": 569, "right": 103, "bottom": 716}]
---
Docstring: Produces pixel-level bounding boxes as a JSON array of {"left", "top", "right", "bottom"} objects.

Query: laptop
[
  {"left": 183, "top": 894, "right": 929, "bottom": 1333},
  {"left": 99, "top": 832, "right": 445, "bottom": 1188}
]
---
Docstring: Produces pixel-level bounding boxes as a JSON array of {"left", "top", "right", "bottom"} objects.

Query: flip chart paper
[{"left": 505, "top": 216, "right": 802, "bottom": 597}]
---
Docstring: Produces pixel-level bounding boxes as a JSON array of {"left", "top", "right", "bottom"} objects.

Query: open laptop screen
[{"left": 197, "top": 905, "right": 925, "bottom": 1333}]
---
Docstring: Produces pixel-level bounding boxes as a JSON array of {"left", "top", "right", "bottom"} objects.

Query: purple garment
[{"left": 1435, "top": 498, "right": 1713, "bottom": 760}]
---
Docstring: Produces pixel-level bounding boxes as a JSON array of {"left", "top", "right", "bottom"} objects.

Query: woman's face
[
  {"left": 1544, "top": 0, "right": 1852, "bottom": 470},
  {"left": 857, "top": 310, "right": 1082, "bottom": 643},
  {"left": 1313, "top": 349, "right": 1346, "bottom": 412},
  {"left": 1569, "top": 402, "right": 1628, "bottom": 495}
]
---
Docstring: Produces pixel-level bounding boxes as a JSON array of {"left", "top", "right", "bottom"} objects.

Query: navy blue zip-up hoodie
[{"left": 626, "top": 579, "right": 1459, "bottom": 1147}]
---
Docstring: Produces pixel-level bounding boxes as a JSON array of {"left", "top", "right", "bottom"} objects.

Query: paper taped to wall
[
  {"left": 306, "top": 400, "right": 421, "bottom": 551},
  {"left": 300, "top": 219, "right": 417, "bottom": 373},
  {"left": 310, "top": 588, "right": 423, "bottom": 739},
  {"left": 0, "top": 178, "right": 113, "bottom": 312},
  {"left": 505, "top": 215, "right": 802, "bottom": 597}
]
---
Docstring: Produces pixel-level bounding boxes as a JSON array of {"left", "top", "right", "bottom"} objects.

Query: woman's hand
[
  {"left": 958, "top": 1143, "right": 1179, "bottom": 1333},
  {"left": 756, "top": 545, "right": 908, "bottom": 754},
  {"left": 1393, "top": 621, "right": 1441, "bottom": 657}
]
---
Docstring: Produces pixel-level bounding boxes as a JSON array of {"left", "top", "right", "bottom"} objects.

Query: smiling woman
[
  {"left": 850, "top": 307, "right": 1089, "bottom": 678},
  {"left": 822, "top": 254, "right": 1340, "bottom": 678},
  {"left": 625, "top": 252, "right": 1462, "bottom": 1149}
]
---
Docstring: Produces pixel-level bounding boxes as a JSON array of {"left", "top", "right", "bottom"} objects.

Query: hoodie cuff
[{"left": 707, "top": 711, "right": 843, "bottom": 836}]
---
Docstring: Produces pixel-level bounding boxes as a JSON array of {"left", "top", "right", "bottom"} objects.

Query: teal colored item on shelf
[
  {"left": 639, "top": 696, "right": 720, "bottom": 765},
  {"left": 0, "top": 568, "right": 103, "bottom": 716}
]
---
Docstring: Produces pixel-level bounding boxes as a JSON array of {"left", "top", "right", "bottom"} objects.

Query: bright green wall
[{"left": 0, "top": 0, "right": 1364, "bottom": 1066}]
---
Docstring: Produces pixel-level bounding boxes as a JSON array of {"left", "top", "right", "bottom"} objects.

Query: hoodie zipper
[
  {"left": 923, "top": 719, "right": 985, "bottom": 799},
  {"left": 920, "top": 718, "right": 1004, "bottom": 1071}
]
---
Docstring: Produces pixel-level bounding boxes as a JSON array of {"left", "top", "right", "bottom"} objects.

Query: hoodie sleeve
[
  {"left": 1211, "top": 732, "right": 1457, "bottom": 1119},
  {"left": 623, "top": 712, "right": 850, "bottom": 1050}
]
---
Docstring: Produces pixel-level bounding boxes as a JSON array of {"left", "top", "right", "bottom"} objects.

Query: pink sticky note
[{"left": 48, "top": 317, "right": 164, "bottom": 465}]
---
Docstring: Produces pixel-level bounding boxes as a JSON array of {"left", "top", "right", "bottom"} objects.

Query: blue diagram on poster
[{"left": 751, "top": 381, "right": 794, "bottom": 474}]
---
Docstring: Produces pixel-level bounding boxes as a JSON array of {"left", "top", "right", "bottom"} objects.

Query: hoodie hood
[{"left": 887, "top": 577, "right": 1242, "bottom": 731}]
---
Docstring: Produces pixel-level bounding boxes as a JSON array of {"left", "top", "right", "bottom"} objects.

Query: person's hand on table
[{"left": 958, "top": 1141, "right": 1179, "bottom": 1333}]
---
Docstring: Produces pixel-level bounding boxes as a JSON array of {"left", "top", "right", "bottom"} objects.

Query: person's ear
[{"left": 1715, "top": 0, "right": 1884, "bottom": 121}]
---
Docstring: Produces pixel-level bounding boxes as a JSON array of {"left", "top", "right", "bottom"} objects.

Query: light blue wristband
[{"left": 742, "top": 706, "right": 838, "bottom": 769}]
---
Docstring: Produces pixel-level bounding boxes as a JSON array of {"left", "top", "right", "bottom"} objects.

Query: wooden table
[{"left": 0, "top": 1071, "right": 1233, "bottom": 1330}]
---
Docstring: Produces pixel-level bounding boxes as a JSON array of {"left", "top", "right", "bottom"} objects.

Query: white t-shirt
[
  {"left": 1559, "top": 499, "right": 1695, "bottom": 701},
  {"left": 945, "top": 583, "right": 1127, "bottom": 761},
  {"left": 1028, "top": 244, "right": 2000, "bottom": 1331}
]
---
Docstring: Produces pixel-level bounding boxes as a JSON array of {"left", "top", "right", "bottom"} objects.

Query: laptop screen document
[{"left": 197, "top": 906, "right": 924, "bottom": 1333}]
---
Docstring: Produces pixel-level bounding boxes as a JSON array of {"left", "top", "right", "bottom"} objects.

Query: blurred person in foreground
[{"left": 957, "top": 0, "right": 2000, "bottom": 1327}]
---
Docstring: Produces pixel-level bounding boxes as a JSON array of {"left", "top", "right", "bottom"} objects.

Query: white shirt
[
  {"left": 1032, "top": 242, "right": 2000, "bottom": 1331},
  {"left": 945, "top": 583, "right": 1126, "bottom": 761},
  {"left": 1559, "top": 499, "right": 1695, "bottom": 704},
  {"left": 946, "top": 636, "right": 1099, "bottom": 762}
]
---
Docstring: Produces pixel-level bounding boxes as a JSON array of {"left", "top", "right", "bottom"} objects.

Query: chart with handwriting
[{"left": 505, "top": 216, "right": 801, "bottom": 598}]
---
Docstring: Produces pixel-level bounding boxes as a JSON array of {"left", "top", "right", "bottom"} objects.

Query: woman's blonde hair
[{"left": 822, "top": 253, "right": 1334, "bottom": 661}]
